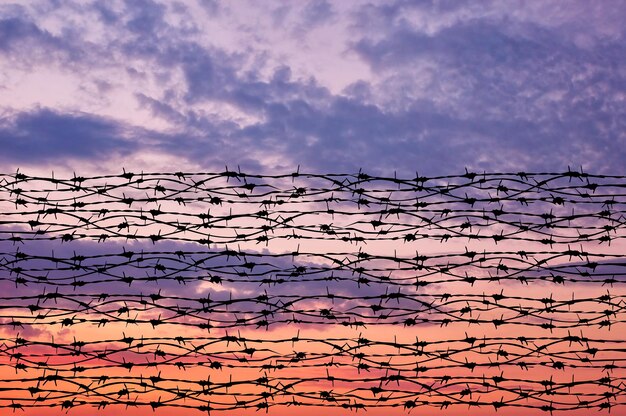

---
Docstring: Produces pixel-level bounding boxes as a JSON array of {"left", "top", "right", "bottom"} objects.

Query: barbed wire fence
[{"left": 0, "top": 168, "right": 625, "bottom": 413}]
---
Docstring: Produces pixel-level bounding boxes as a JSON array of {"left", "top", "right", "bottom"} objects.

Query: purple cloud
[{"left": 0, "top": 0, "right": 623, "bottom": 176}]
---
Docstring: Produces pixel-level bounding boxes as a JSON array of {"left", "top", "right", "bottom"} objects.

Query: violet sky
[{"left": 0, "top": 0, "right": 624, "bottom": 176}]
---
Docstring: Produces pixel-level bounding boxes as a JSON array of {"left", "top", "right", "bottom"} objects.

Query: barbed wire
[{"left": 0, "top": 168, "right": 625, "bottom": 413}]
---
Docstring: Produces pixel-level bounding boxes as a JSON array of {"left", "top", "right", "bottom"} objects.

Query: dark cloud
[
  {"left": 180, "top": 45, "right": 237, "bottom": 103},
  {"left": 353, "top": 20, "right": 558, "bottom": 69},
  {"left": 0, "top": 17, "right": 39, "bottom": 50},
  {"left": 0, "top": 13, "right": 86, "bottom": 65},
  {"left": 0, "top": 109, "right": 137, "bottom": 163},
  {"left": 92, "top": 3, "right": 120, "bottom": 24},
  {"left": 125, "top": 0, "right": 167, "bottom": 35},
  {"left": 301, "top": 0, "right": 334, "bottom": 28},
  {"left": 0, "top": 16, "right": 61, "bottom": 53},
  {"left": 135, "top": 93, "right": 187, "bottom": 125},
  {"left": 198, "top": 0, "right": 220, "bottom": 16}
]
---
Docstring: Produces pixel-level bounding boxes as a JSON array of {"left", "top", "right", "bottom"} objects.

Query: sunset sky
[{"left": 0, "top": 1, "right": 625, "bottom": 415}]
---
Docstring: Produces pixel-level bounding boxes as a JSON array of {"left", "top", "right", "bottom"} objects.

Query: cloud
[
  {"left": 198, "top": 0, "right": 221, "bottom": 16},
  {"left": 0, "top": 17, "right": 47, "bottom": 52},
  {"left": 0, "top": 109, "right": 138, "bottom": 163},
  {"left": 300, "top": 0, "right": 334, "bottom": 29},
  {"left": 0, "top": 13, "right": 85, "bottom": 65},
  {"left": 346, "top": 13, "right": 626, "bottom": 174},
  {"left": 0, "top": 0, "right": 623, "bottom": 177},
  {"left": 124, "top": 0, "right": 167, "bottom": 35}
]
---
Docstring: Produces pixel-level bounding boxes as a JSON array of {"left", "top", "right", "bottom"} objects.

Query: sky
[
  {"left": 1, "top": 1, "right": 626, "bottom": 415},
  {"left": 0, "top": 0, "right": 624, "bottom": 176}
]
